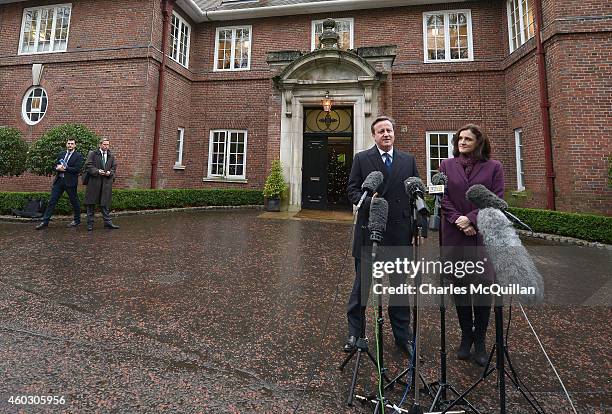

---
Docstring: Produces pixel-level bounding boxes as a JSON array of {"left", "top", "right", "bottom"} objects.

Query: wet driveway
[{"left": 0, "top": 209, "right": 610, "bottom": 413}]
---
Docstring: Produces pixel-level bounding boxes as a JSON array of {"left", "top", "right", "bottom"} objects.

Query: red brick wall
[{"left": 1, "top": 0, "right": 609, "bottom": 214}]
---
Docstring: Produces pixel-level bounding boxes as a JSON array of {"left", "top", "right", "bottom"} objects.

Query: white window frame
[
  {"left": 422, "top": 10, "right": 473, "bottom": 63},
  {"left": 18, "top": 3, "right": 72, "bottom": 55},
  {"left": 311, "top": 18, "right": 354, "bottom": 51},
  {"left": 174, "top": 127, "right": 185, "bottom": 169},
  {"left": 506, "top": 0, "right": 535, "bottom": 53},
  {"left": 514, "top": 128, "right": 525, "bottom": 190},
  {"left": 169, "top": 11, "right": 191, "bottom": 68},
  {"left": 213, "top": 25, "right": 252, "bottom": 71},
  {"left": 426, "top": 131, "right": 454, "bottom": 186},
  {"left": 22, "top": 86, "right": 49, "bottom": 125},
  {"left": 207, "top": 129, "right": 248, "bottom": 180}
]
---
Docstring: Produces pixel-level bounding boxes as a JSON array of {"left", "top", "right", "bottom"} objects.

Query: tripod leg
[
  {"left": 339, "top": 348, "right": 357, "bottom": 371},
  {"left": 347, "top": 350, "right": 363, "bottom": 406}
]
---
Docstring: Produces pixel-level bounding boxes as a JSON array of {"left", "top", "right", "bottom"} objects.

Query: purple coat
[{"left": 440, "top": 157, "right": 505, "bottom": 247}]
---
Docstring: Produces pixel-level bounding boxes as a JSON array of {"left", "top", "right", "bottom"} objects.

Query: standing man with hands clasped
[
  {"left": 344, "top": 115, "right": 425, "bottom": 355},
  {"left": 35, "top": 138, "right": 84, "bottom": 229},
  {"left": 84, "top": 139, "right": 119, "bottom": 231}
]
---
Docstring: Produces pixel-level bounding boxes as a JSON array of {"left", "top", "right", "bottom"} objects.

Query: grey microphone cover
[
  {"left": 466, "top": 184, "right": 508, "bottom": 210},
  {"left": 431, "top": 172, "right": 448, "bottom": 186},
  {"left": 361, "top": 171, "right": 384, "bottom": 193},
  {"left": 368, "top": 198, "right": 388, "bottom": 234},
  {"left": 477, "top": 208, "right": 544, "bottom": 304},
  {"left": 404, "top": 177, "right": 426, "bottom": 196}
]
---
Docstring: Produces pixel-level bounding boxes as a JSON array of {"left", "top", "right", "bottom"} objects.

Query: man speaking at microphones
[{"left": 343, "top": 115, "right": 424, "bottom": 355}]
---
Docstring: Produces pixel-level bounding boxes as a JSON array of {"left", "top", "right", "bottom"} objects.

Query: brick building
[{"left": 0, "top": 0, "right": 610, "bottom": 214}]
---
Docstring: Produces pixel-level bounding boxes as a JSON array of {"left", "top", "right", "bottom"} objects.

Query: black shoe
[
  {"left": 87, "top": 224, "right": 93, "bottom": 231},
  {"left": 457, "top": 333, "right": 474, "bottom": 360},
  {"left": 104, "top": 223, "right": 119, "bottom": 229},
  {"left": 473, "top": 341, "right": 488, "bottom": 366},
  {"left": 66, "top": 221, "right": 80, "bottom": 227},
  {"left": 343, "top": 335, "right": 357, "bottom": 352},
  {"left": 35, "top": 222, "right": 48, "bottom": 230}
]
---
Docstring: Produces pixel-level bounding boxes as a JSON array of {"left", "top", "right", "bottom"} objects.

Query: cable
[
  {"left": 506, "top": 298, "right": 547, "bottom": 413},
  {"left": 291, "top": 212, "right": 354, "bottom": 414},
  {"left": 518, "top": 303, "right": 578, "bottom": 414},
  {"left": 374, "top": 304, "right": 385, "bottom": 414}
]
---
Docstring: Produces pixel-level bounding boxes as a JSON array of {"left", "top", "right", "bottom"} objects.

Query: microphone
[
  {"left": 356, "top": 171, "right": 384, "bottom": 210},
  {"left": 368, "top": 197, "right": 388, "bottom": 244},
  {"left": 466, "top": 184, "right": 532, "bottom": 231},
  {"left": 428, "top": 172, "right": 447, "bottom": 230},
  {"left": 404, "top": 177, "right": 429, "bottom": 215},
  {"left": 477, "top": 208, "right": 544, "bottom": 304}
]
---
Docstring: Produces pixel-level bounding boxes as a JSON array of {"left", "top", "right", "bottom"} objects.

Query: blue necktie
[{"left": 383, "top": 153, "right": 392, "bottom": 172}]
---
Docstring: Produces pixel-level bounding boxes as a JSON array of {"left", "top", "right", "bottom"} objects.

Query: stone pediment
[{"left": 274, "top": 48, "right": 379, "bottom": 87}]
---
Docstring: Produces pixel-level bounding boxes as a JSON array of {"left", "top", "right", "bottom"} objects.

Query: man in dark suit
[
  {"left": 84, "top": 138, "right": 119, "bottom": 231},
  {"left": 344, "top": 115, "right": 424, "bottom": 354},
  {"left": 35, "top": 138, "right": 84, "bottom": 229}
]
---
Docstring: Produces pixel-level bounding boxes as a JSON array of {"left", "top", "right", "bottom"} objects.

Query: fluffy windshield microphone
[
  {"left": 404, "top": 177, "right": 429, "bottom": 215},
  {"left": 466, "top": 184, "right": 531, "bottom": 230},
  {"left": 477, "top": 208, "right": 544, "bottom": 304},
  {"left": 431, "top": 171, "right": 448, "bottom": 186},
  {"left": 368, "top": 197, "right": 388, "bottom": 244},
  {"left": 356, "top": 171, "right": 384, "bottom": 210}
]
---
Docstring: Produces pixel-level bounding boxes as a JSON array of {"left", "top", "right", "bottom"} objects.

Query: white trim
[
  {"left": 310, "top": 17, "right": 354, "bottom": 51},
  {"left": 18, "top": 3, "right": 72, "bottom": 55},
  {"left": 425, "top": 131, "right": 454, "bottom": 186},
  {"left": 422, "top": 9, "right": 473, "bottom": 63},
  {"left": 196, "top": 0, "right": 466, "bottom": 22},
  {"left": 169, "top": 11, "right": 191, "bottom": 68},
  {"left": 21, "top": 86, "right": 48, "bottom": 125},
  {"left": 175, "top": 127, "right": 185, "bottom": 167},
  {"left": 207, "top": 129, "right": 248, "bottom": 180},
  {"left": 514, "top": 128, "right": 525, "bottom": 190},
  {"left": 213, "top": 25, "right": 252, "bottom": 71}
]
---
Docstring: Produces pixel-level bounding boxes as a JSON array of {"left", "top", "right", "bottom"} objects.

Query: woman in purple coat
[{"left": 440, "top": 124, "right": 504, "bottom": 366}]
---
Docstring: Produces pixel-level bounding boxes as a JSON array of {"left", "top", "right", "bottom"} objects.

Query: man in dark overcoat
[
  {"left": 84, "top": 138, "right": 119, "bottom": 231},
  {"left": 344, "top": 115, "right": 426, "bottom": 355}
]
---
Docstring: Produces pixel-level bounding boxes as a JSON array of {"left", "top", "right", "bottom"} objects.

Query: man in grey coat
[{"left": 84, "top": 138, "right": 119, "bottom": 231}]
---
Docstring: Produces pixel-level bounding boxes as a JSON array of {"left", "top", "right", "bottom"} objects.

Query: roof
[{"left": 177, "top": 0, "right": 467, "bottom": 22}]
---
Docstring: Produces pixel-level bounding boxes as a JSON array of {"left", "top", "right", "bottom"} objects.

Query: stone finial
[{"left": 318, "top": 18, "right": 339, "bottom": 49}]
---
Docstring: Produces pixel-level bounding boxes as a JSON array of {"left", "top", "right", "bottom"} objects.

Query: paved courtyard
[{"left": 0, "top": 209, "right": 610, "bottom": 413}]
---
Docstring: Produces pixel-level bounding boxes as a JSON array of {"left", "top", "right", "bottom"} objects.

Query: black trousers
[
  {"left": 86, "top": 204, "right": 112, "bottom": 225},
  {"left": 346, "top": 256, "right": 412, "bottom": 344},
  {"left": 42, "top": 178, "right": 80, "bottom": 224}
]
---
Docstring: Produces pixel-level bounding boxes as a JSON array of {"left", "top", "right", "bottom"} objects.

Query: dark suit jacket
[
  {"left": 52, "top": 150, "right": 84, "bottom": 187},
  {"left": 439, "top": 157, "right": 505, "bottom": 247},
  {"left": 348, "top": 145, "right": 421, "bottom": 258}
]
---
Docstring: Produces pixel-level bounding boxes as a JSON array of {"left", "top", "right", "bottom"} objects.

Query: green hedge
[
  {"left": 422, "top": 196, "right": 611, "bottom": 243},
  {"left": 0, "top": 188, "right": 263, "bottom": 216},
  {"left": 508, "top": 207, "right": 612, "bottom": 244}
]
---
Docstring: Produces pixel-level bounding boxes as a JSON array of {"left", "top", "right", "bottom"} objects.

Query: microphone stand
[
  {"left": 380, "top": 197, "right": 434, "bottom": 413},
  {"left": 439, "top": 293, "right": 545, "bottom": 414},
  {"left": 428, "top": 203, "right": 480, "bottom": 414},
  {"left": 340, "top": 206, "right": 391, "bottom": 407}
]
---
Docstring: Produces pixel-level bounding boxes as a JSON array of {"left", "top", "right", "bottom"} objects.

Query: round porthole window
[{"left": 22, "top": 86, "right": 48, "bottom": 125}]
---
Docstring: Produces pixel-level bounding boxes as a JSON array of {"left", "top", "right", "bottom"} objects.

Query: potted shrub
[{"left": 263, "top": 160, "right": 287, "bottom": 211}]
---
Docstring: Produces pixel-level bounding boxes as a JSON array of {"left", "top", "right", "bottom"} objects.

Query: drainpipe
[
  {"left": 532, "top": 0, "right": 556, "bottom": 210},
  {"left": 151, "top": 0, "right": 173, "bottom": 189}
]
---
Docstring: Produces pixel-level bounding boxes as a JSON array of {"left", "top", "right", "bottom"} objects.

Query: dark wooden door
[{"left": 302, "top": 137, "right": 328, "bottom": 209}]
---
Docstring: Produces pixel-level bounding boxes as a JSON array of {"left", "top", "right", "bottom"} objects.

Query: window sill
[
  {"left": 173, "top": 165, "right": 186, "bottom": 170},
  {"left": 203, "top": 177, "right": 248, "bottom": 183}
]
